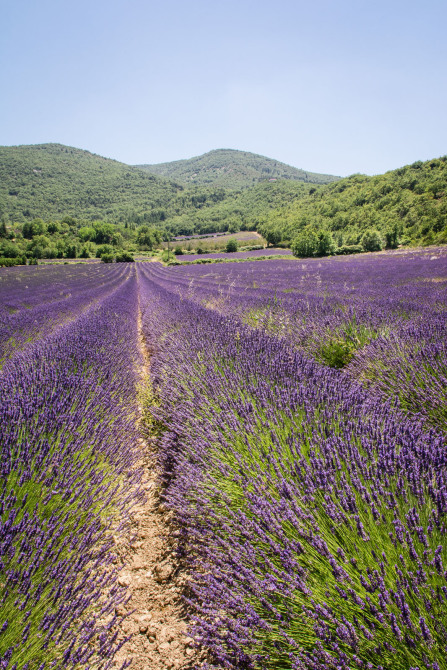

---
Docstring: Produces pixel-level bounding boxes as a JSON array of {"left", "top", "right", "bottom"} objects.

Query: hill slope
[
  {"left": 0, "top": 143, "right": 186, "bottom": 223},
  {"left": 1, "top": 144, "right": 446, "bottom": 249},
  {"left": 136, "top": 148, "right": 339, "bottom": 188},
  {"left": 161, "top": 156, "right": 447, "bottom": 247},
  {"left": 164, "top": 179, "right": 317, "bottom": 236},
  {"left": 258, "top": 156, "right": 447, "bottom": 246}
]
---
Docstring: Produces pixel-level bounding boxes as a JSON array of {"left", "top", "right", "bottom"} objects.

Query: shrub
[
  {"left": 0, "top": 257, "right": 17, "bottom": 267},
  {"left": 115, "top": 251, "right": 134, "bottom": 262},
  {"left": 174, "top": 246, "right": 184, "bottom": 255},
  {"left": 334, "top": 244, "right": 363, "bottom": 255},
  {"left": 96, "top": 244, "right": 114, "bottom": 258},
  {"left": 239, "top": 245, "right": 264, "bottom": 252},
  {"left": 361, "top": 229, "right": 383, "bottom": 252},
  {"left": 225, "top": 239, "right": 238, "bottom": 253},
  {"left": 101, "top": 253, "right": 115, "bottom": 263}
]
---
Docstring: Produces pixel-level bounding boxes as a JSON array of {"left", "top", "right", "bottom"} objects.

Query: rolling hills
[
  {"left": 0, "top": 144, "right": 332, "bottom": 226},
  {"left": 0, "top": 143, "right": 446, "bottom": 250},
  {"left": 136, "top": 148, "right": 339, "bottom": 188}
]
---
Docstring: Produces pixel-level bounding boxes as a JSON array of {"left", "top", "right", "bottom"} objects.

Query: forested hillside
[
  {"left": 177, "top": 156, "right": 447, "bottom": 248},
  {"left": 259, "top": 156, "right": 447, "bottom": 247},
  {"left": 166, "top": 180, "right": 316, "bottom": 236},
  {"left": 1, "top": 145, "right": 446, "bottom": 251},
  {"left": 136, "top": 148, "right": 339, "bottom": 188},
  {"left": 0, "top": 144, "right": 230, "bottom": 225}
]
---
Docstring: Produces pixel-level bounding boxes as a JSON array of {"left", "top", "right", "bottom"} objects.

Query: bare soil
[{"left": 112, "top": 308, "right": 204, "bottom": 670}]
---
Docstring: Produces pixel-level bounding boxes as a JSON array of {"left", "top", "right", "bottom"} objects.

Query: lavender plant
[
  {"left": 138, "top": 258, "right": 447, "bottom": 669},
  {"left": 149, "top": 248, "right": 447, "bottom": 430},
  {"left": 1, "top": 265, "right": 143, "bottom": 669}
]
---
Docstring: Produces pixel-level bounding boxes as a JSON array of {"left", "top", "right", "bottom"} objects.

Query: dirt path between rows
[{"left": 112, "top": 308, "right": 204, "bottom": 670}]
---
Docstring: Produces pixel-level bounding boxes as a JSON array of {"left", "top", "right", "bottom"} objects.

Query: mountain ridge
[{"left": 136, "top": 148, "right": 340, "bottom": 188}]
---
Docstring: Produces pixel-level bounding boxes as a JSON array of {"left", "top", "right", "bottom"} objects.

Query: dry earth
[
  {"left": 112, "top": 443, "right": 203, "bottom": 670},
  {"left": 112, "top": 308, "right": 205, "bottom": 670}
]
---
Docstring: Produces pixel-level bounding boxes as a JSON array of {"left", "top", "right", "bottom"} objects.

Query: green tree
[
  {"left": 64, "top": 243, "right": 78, "bottom": 258},
  {"left": 96, "top": 244, "right": 114, "bottom": 258},
  {"left": 0, "top": 241, "right": 20, "bottom": 258},
  {"left": 23, "top": 219, "right": 46, "bottom": 239},
  {"left": 265, "top": 228, "right": 282, "bottom": 247},
  {"left": 136, "top": 226, "right": 162, "bottom": 250},
  {"left": 361, "top": 229, "right": 383, "bottom": 252},
  {"left": 111, "top": 231, "right": 123, "bottom": 247},
  {"left": 225, "top": 238, "right": 238, "bottom": 252},
  {"left": 315, "top": 230, "right": 335, "bottom": 256},
  {"left": 291, "top": 230, "right": 318, "bottom": 257},
  {"left": 22, "top": 221, "right": 34, "bottom": 239},
  {"left": 79, "top": 226, "right": 96, "bottom": 242},
  {"left": 32, "top": 218, "right": 46, "bottom": 235},
  {"left": 47, "top": 221, "right": 60, "bottom": 234},
  {"left": 61, "top": 215, "right": 77, "bottom": 228},
  {"left": 384, "top": 223, "right": 399, "bottom": 249},
  {"left": 93, "top": 222, "right": 115, "bottom": 244}
]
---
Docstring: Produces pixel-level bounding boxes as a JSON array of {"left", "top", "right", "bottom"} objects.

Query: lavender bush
[
  {"left": 138, "top": 255, "right": 447, "bottom": 669},
  {"left": 1, "top": 265, "right": 143, "bottom": 669},
  {"left": 2, "top": 248, "right": 446, "bottom": 669}
]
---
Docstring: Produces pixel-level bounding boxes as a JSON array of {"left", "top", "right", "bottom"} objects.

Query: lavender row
[
  {"left": 138, "top": 261, "right": 447, "bottom": 669},
  {"left": 0, "top": 266, "right": 143, "bottom": 669},
  {"left": 174, "top": 248, "right": 293, "bottom": 262},
  {"left": 0, "top": 264, "right": 130, "bottom": 366},
  {"left": 149, "top": 249, "right": 447, "bottom": 432}
]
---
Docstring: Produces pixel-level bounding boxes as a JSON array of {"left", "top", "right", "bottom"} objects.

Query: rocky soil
[
  {"left": 112, "top": 438, "right": 204, "bottom": 670},
  {"left": 111, "top": 306, "right": 206, "bottom": 669}
]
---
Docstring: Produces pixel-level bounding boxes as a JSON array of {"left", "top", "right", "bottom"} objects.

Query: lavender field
[
  {"left": 1, "top": 264, "right": 143, "bottom": 669},
  {"left": 1, "top": 248, "right": 447, "bottom": 669},
  {"left": 172, "top": 248, "right": 293, "bottom": 262}
]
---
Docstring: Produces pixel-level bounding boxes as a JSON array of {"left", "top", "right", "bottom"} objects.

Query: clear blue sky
[{"left": 1, "top": 0, "right": 446, "bottom": 176}]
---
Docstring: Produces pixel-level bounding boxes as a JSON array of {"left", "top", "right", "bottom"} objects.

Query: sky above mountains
[{"left": 1, "top": 0, "right": 446, "bottom": 177}]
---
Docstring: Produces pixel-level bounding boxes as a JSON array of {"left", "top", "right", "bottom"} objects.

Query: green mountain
[
  {"left": 0, "top": 143, "right": 332, "bottom": 231},
  {"left": 0, "top": 143, "right": 187, "bottom": 224},
  {"left": 1, "top": 143, "right": 446, "bottom": 250},
  {"left": 256, "top": 156, "right": 447, "bottom": 247},
  {"left": 136, "top": 148, "right": 339, "bottom": 189},
  {"left": 164, "top": 156, "right": 447, "bottom": 247},
  {"left": 164, "top": 179, "right": 317, "bottom": 236}
]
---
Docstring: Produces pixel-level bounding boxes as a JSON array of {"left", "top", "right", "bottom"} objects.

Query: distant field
[
  {"left": 166, "top": 230, "right": 265, "bottom": 252},
  {"left": 37, "top": 257, "right": 100, "bottom": 265},
  {"left": 175, "top": 247, "right": 293, "bottom": 261},
  {"left": 174, "top": 230, "right": 262, "bottom": 242}
]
